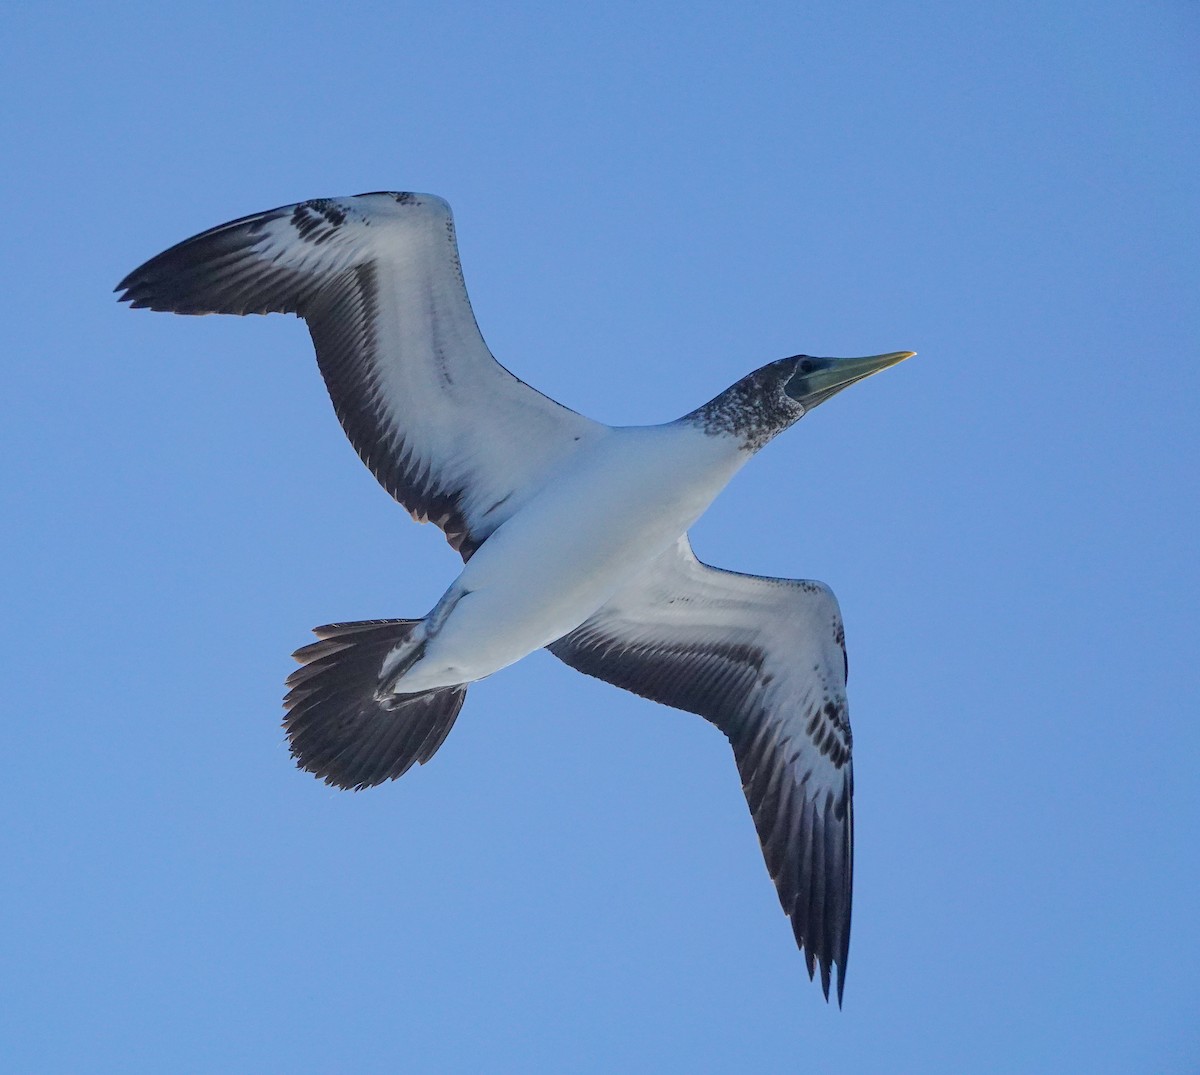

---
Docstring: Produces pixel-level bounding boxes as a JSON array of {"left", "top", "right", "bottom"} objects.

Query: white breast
[{"left": 404, "top": 422, "right": 748, "bottom": 688}]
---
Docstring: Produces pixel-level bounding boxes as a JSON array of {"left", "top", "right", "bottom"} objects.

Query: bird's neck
[{"left": 680, "top": 367, "right": 802, "bottom": 454}]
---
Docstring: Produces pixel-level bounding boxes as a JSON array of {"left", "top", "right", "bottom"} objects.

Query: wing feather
[
  {"left": 549, "top": 536, "right": 854, "bottom": 1003},
  {"left": 117, "top": 192, "right": 606, "bottom": 557}
]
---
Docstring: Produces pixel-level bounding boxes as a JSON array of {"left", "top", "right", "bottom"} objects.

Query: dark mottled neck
[{"left": 682, "top": 358, "right": 804, "bottom": 452}]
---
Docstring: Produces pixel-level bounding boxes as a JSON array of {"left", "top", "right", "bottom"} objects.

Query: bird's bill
[{"left": 784, "top": 351, "right": 915, "bottom": 410}]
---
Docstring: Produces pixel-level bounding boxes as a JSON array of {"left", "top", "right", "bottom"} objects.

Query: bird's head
[{"left": 687, "top": 350, "right": 915, "bottom": 452}]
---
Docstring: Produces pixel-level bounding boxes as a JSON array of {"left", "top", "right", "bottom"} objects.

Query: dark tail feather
[{"left": 283, "top": 619, "right": 467, "bottom": 791}]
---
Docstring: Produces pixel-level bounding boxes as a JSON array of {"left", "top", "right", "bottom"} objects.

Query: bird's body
[
  {"left": 401, "top": 420, "right": 746, "bottom": 692},
  {"left": 117, "top": 191, "right": 913, "bottom": 1004}
]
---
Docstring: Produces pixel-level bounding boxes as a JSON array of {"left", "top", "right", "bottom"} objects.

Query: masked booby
[{"left": 117, "top": 191, "right": 914, "bottom": 1004}]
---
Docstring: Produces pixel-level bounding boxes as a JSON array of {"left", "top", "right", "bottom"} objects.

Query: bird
[{"left": 116, "top": 191, "right": 913, "bottom": 1004}]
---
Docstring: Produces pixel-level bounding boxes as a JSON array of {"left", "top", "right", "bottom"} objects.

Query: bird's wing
[
  {"left": 548, "top": 535, "right": 854, "bottom": 1002},
  {"left": 117, "top": 192, "right": 606, "bottom": 558}
]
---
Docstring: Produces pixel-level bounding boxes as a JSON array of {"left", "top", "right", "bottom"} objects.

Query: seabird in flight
[{"left": 117, "top": 191, "right": 913, "bottom": 1004}]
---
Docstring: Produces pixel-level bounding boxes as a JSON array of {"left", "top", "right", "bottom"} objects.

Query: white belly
[{"left": 394, "top": 423, "right": 745, "bottom": 691}]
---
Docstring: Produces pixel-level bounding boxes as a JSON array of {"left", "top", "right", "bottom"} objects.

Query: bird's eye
[{"left": 798, "top": 358, "right": 815, "bottom": 374}]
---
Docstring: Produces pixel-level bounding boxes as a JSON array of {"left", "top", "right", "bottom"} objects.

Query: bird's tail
[{"left": 283, "top": 619, "right": 467, "bottom": 790}]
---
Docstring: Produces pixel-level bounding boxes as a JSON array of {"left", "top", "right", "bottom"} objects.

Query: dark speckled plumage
[{"left": 684, "top": 356, "right": 807, "bottom": 451}]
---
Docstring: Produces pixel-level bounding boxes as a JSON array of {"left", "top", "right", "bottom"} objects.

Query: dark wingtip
[
  {"left": 113, "top": 269, "right": 160, "bottom": 310},
  {"left": 115, "top": 259, "right": 159, "bottom": 306},
  {"left": 114, "top": 276, "right": 135, "bottom": 304},
  {"left": 110, "top": 202, "right": 302, "bottom": 316},
  {"left": 811, "top": 951, "right": 847, "bottom": 1006}
]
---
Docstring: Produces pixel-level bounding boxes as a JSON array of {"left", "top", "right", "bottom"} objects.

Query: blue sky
[{"left": 2, "top": 2, "right": 1197, "bottom": 1071}]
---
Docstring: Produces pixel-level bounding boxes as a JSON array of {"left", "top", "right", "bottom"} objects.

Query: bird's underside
[{"left": 117, "top": 190, "right": 911, "bottom": 1005}]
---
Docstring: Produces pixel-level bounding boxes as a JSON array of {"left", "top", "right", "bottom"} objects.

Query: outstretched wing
[
  {"left": 548, "top": 536, "right": 854, "bottom": 1003},
  {"left": 117, "top": 192, "right": 606, "bottom": 558}
]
